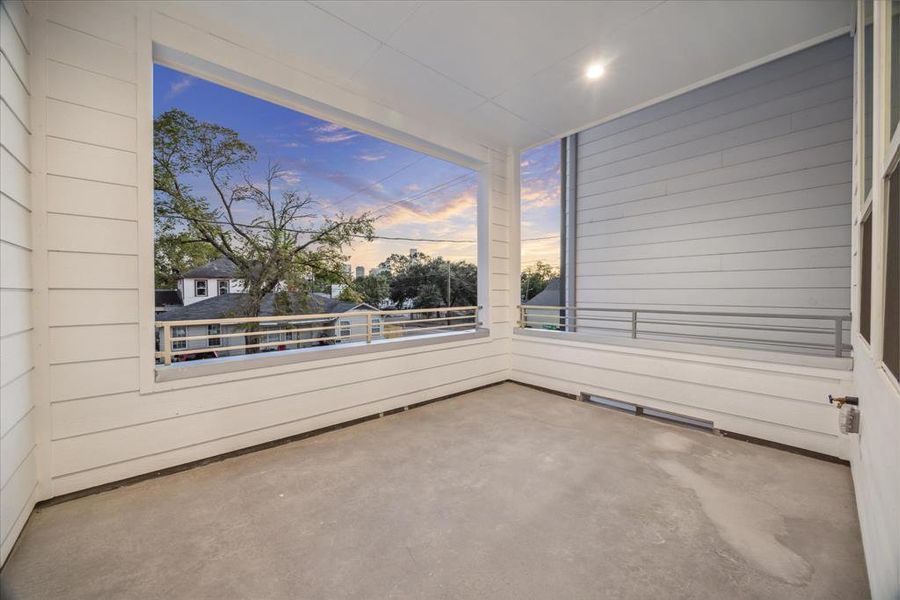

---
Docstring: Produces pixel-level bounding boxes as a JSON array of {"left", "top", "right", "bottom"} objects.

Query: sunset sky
[{"left": 154, "top": 64, "right": 559, "bottom": 271}]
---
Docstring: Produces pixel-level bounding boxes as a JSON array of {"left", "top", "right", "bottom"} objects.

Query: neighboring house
[
  {"left": 523, "top": 278, "right": 563, "bottom": 330},
  {"left": 156, "top": 291, "right": 381, "bottom": 362},
  {"left": 154, "top": 289, "right": 183, "bottom": 314},
  {"left": 177, "top": 257, "right": 246, "bottom": 306}
]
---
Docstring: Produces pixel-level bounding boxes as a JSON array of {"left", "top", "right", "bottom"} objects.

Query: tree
[
  {"left": 380, "top": 252, "right": 477, "bottom": 309},
  {"left": 337, "top": 285, "right": 364, "bottom": 304},
  {"left": 153, "top": 217, "right": 220, "bottom": 288},
  {"left": 521, "top": 261, "right": 559, "bottom": 302},
  {"left": 154, "top": 109, "right": 375, "bottom": 318},
  {"left": 348, "top": 272, "right": 390, "bottom": 307}
]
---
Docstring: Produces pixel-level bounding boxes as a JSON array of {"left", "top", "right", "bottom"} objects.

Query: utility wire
[
  {"left": 327, "top": 155, "right": 427, "bottom": 209},
  {"left": 160, "top": 214, "right": 476, "bottom": 243}
]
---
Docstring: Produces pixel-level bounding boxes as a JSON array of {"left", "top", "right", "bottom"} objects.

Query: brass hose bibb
[{"left": 828, "top": 395, "right": 859, "bottom": 408}]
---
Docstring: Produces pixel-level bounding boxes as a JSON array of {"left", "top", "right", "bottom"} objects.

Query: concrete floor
[{"left": 0, "top": 383, "right": 869, "bottom": 599}]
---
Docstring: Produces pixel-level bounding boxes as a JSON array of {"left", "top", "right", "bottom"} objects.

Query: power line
[
  {"left": 369, "top": 172, "right": 476, "bottom": 216},
  {"left": 522, "top": 234, "right": 560, "bottom": 241},
  {"left": 160, "top": 214, "right": 475, "bottom": 243},
  {"left": 327, "top": 156, "right": 427, "bottom": 209}
]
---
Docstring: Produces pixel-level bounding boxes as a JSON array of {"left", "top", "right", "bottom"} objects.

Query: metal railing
[
  {"left": 518, "top": 305, "right": 851, "bottom": 358},
  {"left": 156, "top": 306, "right": 480, "bottom": 365}
]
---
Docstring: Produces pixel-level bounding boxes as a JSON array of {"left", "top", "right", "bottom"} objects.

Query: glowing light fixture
[{"left": 585, "top": 63, "right": 605, "bottom": 80}]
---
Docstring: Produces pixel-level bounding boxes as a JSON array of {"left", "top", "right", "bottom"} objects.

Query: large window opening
[
  {"left": 860, "top": 210, "right": 873, "bottom": 344},
  {"left": 884, "top": 167, "right": 900, "bottom": 381},
  {"left": 153, "top": 64, "right": 480, "bottom": 365},
  {"left": 519, "top": 140, "right": 562, "bottom": 309}
]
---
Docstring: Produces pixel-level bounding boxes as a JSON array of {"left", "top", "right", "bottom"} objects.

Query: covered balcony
[{"left": 0, "top": 1, "right": 897, "bottom": 598}]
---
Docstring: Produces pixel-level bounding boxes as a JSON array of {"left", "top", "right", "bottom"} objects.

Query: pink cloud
[{"left": 311, "top": 122, "right": 359, "bottom": 144}]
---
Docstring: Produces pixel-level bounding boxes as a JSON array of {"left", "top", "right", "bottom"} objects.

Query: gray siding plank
[{"left": 573, "top": 38, "right": 853, "bottom": 352}]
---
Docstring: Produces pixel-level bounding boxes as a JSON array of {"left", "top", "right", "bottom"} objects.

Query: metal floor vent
[{"left": 580, "top": 393, "right": 714, "bottom": 431}]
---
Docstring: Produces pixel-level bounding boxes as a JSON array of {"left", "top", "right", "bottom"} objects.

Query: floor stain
[{"left": 655, "top": 458, "right": 813, "bottom": 586}]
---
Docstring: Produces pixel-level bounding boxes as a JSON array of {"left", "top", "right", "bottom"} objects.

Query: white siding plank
[
  {"left": 0, "top": 146, "right": 30, "bottom": 208},
  {"left": 0, "top": 410, "right": 34, "bottom": 490},
  {"left": 48, "top": 252, "right": 138, "bottom": 289},
  {"left": 0, "top": 241, "right": 31, "bottom": 288},
  {"left": 46, "top": 59, "right": 135, "bottom": 117},
  {"left": 46, "top": 98, "right": 136, "bottom": 151},
  {"left": 47, "top": 0, "right": 135, "bottom": 48},
  {"left": 0, "top": 194, "right": 31, "bottom": 248},
  {"left": 49, "top": 358, "right": 139, "bottom": 403},
  {"left": 0, "top": 371, "right": 32, "bottom": 438},
  {"left": 49, "top": 324, "right": 139, "bottom": 364},
  {"left": 0, "top": 289, "right": 31, "bottom": 336},
  {"left": 46, "top": 137, "right": 136, "bottom": 186},
  {"left": 0, "top": 100, "right": 29, "bottom": 169},
  {"left": 0, "top": 330, "right": 31, "bottom": 388},
  {"left": 48, "top": 289, "right": 139, "bottom": 326},
  {"left": 1, "top": 53, "right": 29, "bottom": 128},
  {"left": 47, "top": 174, "right": 137, "bottom": 221},
  {"left": 47, "top": 213, "right": 137, "bottom": 255},
  {"left": 0, "top": 450, "right": 36, "bottom": 558},
  {"left": 0, "top": 3, "right": 28, "bottom": 89},
  {"left": 1, "top": 0, "right": 29, "bottom": 51},
  {"left": 46, "top": 21, "right": 135, "bottom": 82}
]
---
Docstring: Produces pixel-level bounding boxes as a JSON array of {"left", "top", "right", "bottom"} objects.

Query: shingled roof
[
  {"left": 154, "top": 289, "right": 182, "bottom": 308},
  {"left": 156, "top": 291, "right": 375, "bottom": 322},
  {"left": 180, "top": 257, "right": 239, "bottom": 279},
  {"left": 524, "top": 277, "right": 561, "bottom": 306}
]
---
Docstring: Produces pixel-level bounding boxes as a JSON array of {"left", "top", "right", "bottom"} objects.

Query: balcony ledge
[
  {"left": 155, "top": 328, "right": 490, "bottom": 383},
  {"left": 513, "top": 327, "right": 853, "bottom": 371}
]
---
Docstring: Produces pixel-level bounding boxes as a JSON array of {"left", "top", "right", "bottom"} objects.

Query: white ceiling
[{"left": 173, "top": 0, "right": 851, "bottom": 151}]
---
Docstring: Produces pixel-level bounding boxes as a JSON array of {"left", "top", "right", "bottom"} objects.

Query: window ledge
[
  {"left": 155, "top": 328, "right": 490, "bottom": 383},
  {"left": 513, "top": 327, "right": 853, "bottom": 371}
]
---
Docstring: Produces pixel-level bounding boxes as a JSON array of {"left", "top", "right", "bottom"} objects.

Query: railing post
[
  {"left": 366, "top": 313, "right": 373, "bottom": 343},
  {"left": 631, "top": 311, "right": 638, "bottom": 339},
  {"left": 162, "top": 324, "right": 172, "bottom": 365},
  {"left": 834, "top": 318, "right": 843, "bottom": 357}
]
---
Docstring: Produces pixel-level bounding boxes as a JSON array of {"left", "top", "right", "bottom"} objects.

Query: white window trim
[
  {"left": 218, "top": 280, "right": 229, "bottom": 295},
  {"left": 207, "top": 324, "right": 221, "bottom": 347},
  {"left": 195, "top": 279, "right": 207, "bottom": 297},
  {"left": 172, "top": 326, "right": 187, "bottom": 350},
  {"left": 854, "top": 0, "right": 893, "bottom": 365},
  {"left": 339, "top": 319, "right": 351, "bottom": 338},
  {"left": 136, "top": 7, "right": 492, "bottom": 393}
]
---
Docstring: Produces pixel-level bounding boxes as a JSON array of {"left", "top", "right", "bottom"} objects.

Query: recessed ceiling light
[{"left": 585, "top": 63, "right": 605, "bottom": 80}]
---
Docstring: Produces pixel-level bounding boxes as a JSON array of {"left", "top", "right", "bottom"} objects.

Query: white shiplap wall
[
  {"left": 29, "top": 2, "right": 512, "bottom": 500},
  {"left": 0, "top": 0, "right": 36, "bottom": 565},
  {"left": 574, "top": 37, "right": 853, "bottom": 353}
]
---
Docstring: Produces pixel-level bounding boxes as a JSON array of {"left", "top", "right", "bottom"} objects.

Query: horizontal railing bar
[
  {"left": 521, "top": 314, "right": 848, "bottom": 334},
  {"left": 175, "top": 323, "right": 343, "bottom": 342},
  {"left": 522, "top": 305, "right": 851, "bottom": 321},
  {"left": 520, "top": 324, "right": 850, "bottom": 352},
  {"left": 157, "top": 306, "right": 480, "bottom": 328},
  {"left": 171, "top": 314, "right": 477, "bottom": 342},
  {"left": 158, "top": 322, "right": 480, "bottom": 358},
  {"left": 623, "top": 319, "right": 841, "bottom": 335},
  {"left": 634, "top": 328, "right": 850, "bottom": 351}
]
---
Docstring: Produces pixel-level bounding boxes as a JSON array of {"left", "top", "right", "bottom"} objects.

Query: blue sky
[
  {"left": 520, "top": 141, "right": 561, "bottom": 269},
  {"left": 154, "top": 64, "right": 559, "bottom": 270}
]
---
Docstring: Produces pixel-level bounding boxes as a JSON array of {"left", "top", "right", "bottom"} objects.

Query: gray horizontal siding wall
[{"left": 574, "top": 36, "right": 852, "bottom": 355}]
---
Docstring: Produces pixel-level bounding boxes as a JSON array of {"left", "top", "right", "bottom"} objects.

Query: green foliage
[
  {"left": 380, "top": 252, "right": 477, "bottom": 309},
  {"left": 521, "top": 260, "right": 559, "bottom": 302},
  {"left": 153, "top": 218, "right": 220, "bottom": 288},
  {"left": 348, "top": 273, "right": 390, "bottom": 306},
  {"left": 153, "top": 108, "right": 374, "bottom": 317},
  {"left": 337, "top": 285, "right": 364, "bottom": 304}
]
